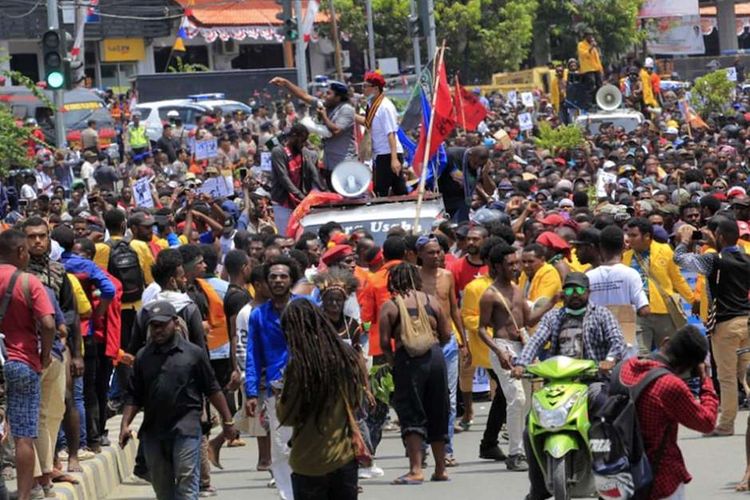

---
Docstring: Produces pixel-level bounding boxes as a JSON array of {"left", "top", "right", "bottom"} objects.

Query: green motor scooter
[{"left": 525, "top": 356, "right": 599, "bottom": 500}]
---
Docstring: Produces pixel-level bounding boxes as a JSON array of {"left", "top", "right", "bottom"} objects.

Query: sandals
[
  {"left": 445, "top": 456, "right": 459, "bottom": 467},
  {"left": 431, "top": 473, "right": 450, "bottom": 482},
  {"left": 392, "top": 474, "right": 423, "bottom": 485},
  {"left": 51, "top": 471, "right": 80, "bottom": 484}
]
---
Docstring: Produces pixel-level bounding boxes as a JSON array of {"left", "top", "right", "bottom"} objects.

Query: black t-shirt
[{"left": 224, "top": 284, "right": 252, "bottom": 323}]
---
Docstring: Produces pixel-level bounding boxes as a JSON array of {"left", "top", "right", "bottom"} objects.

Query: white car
[
  {"left": 575, "top": 109, "right": 645, "bottom": 134},
  {"left": 134, "top": 94, "right": 253, "bottom": 142}
]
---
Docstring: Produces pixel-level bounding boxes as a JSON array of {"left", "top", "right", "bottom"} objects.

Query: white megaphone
[
  {"left": 596, "top": 84, "right": 622, "bottom": 111},
  {"left": 300, "top": 115, "right": 333, "bottom": 139},
  {"left": 331, "top": 160, "right": 372, "bottom": 198}
]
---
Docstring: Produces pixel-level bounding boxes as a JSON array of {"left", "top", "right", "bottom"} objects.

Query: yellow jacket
[
  {"left": 519, "top": 263, "right": 562, "bottom": 304},
  {"left": 67, "top": 273, "right": 92, "bottom": 318},
  {"left": 460, "top": 275, "right": 492, "bottom": 369},
  {"left": 640, "top": 69, "right": 657, "bottom": 107},
  {"left": 577, "top": 40, "right": 603, "bottom": 74},
  {"left": 623, "top": 242, "right": 693, "bottom": 315},
  {"left": 550, "top": 72, "right": 566, "bottom": 112},
  {"left": 568, "top": 248, "right": 591, "bottom": 273}
]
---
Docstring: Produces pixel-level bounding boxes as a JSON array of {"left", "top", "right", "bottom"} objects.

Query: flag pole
[
  {"left": 456, "top": 73, "right": 467, "bottom": 134},
  {"left": 413, "top": 40, "right": 446, "bottom": 231}
]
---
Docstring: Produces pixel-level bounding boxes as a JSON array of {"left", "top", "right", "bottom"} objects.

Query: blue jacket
[
  {"left": 245, "top": 295, "right": 302, "bottom": 398},
  {"left": 60, "top": 251, "right": 116, "bottom": 300}
]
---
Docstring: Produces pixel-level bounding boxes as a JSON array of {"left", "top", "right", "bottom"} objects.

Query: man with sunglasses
[{"left": 509, "top": 272, "right": 626, "bottom": 378}]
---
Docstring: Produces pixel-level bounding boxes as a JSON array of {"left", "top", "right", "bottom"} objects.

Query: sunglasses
[{"left": 563, "top": 286, "right": 587, "bottom": 296}]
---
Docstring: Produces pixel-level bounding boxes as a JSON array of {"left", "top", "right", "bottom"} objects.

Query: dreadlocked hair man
[
  {"left": 279, "top": 298, "right": 366, "bottom": 430},
  {"left": 387, "top": 261, "right": 423, "bottom": 296}
]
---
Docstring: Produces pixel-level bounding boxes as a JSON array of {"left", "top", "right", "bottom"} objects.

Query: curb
[{"left": 52, "top": 437, "right": 138, "bottom": 500}]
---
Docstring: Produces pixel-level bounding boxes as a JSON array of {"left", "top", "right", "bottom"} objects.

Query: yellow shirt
[
  {"left": 460, "top": 275, "right": 493, "bottom": 369},
  {"left": 518, "top": 263, "right": 562, "bottom": 304},
  {"left": 623, "top": 242, "right": 693, "bottom": 315},
  {"left": 640, "top": 69, "right": 657, "bottom": 107},
  {"left": 568, "top": 249, "right": 591, "bottom": 273},
  {"left": 95, "top": 237, "right": 155, "bottom": 309},
  {"left": 66, "top": 273, "right": 92, "bottom": 318},
  {"left": 577, "top": 40, "right": 603, "bottom": 74}
]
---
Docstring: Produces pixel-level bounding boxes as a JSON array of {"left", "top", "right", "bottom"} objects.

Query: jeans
[
  {"left": 713, "top": 316, "right": 750, "bottom": 431},
  {"left": 57, "top": 376, "right": 86, "bottom": 450},
  {"left": 443, "top": 337, "right": 459, "bottom": 455},
  {"left": 142, "top": 434, "right": 201, "bottom": 500},
  {"left": 489, "top": 339, "right": 529, "bottom": 457},
  {"left": 112, "top": 308, "right": 137, "bottom": 402},
  {"left": 267, "top": 395, "right": 294, "bottom": 500},
  {"left": 291, "top": 460, "right": 358, "bottom": 500}
]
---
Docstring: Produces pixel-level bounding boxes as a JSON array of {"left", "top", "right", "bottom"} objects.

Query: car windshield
[{"left": 577, "top": 114, "right": 641, "bottom": 133}]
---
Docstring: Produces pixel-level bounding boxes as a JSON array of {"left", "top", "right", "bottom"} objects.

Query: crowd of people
[{"left": 3, "top": 36, "right": 750, "bottom": 500}]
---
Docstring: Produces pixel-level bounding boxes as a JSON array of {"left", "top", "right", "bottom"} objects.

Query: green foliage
[
  {"left": 369, "top": 364, "right": 394, "bottom": 405},
  {"left": 533, "top": 121, "right": 585, "bottom": 153},
  {"left": 168, "top": 57, "right": 209, "bottom": 73},
  {"left": 538, "top": 0, "right": 643, "bottom": 63},
  {"left": 0, "top": 60, "right": 53, "bottom": 174},
  {"left": 691, "top": 69, "right": 734, "bottom": 116}
]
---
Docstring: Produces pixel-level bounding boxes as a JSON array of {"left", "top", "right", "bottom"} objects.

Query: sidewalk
[{"left": 7, "top": 415, "right": 139, "bottom": 500}]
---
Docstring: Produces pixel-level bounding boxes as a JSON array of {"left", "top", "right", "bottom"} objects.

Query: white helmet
[
  {"left": 644, "top": 57, "right": 655, "bottom": 69},
  {"left": 167, "top": 110, "right": 180, "bottom": 118}
]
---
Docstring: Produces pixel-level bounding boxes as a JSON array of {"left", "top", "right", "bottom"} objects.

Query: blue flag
[{"left": 398, "top": 88, "right": 446, "bottom": 190}]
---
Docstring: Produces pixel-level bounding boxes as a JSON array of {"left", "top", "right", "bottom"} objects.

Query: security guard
[{"left": 127, "top": 111, "right": 150, "bottom": 156}]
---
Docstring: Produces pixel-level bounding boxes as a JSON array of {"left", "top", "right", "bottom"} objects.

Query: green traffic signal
[{"left": 47, "top": 71, "right": 65, "bottom": 89}]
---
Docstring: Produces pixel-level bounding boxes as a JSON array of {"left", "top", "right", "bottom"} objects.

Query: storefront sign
[{"left": 101, "top": 38, "right": 145, "bottom": 62}]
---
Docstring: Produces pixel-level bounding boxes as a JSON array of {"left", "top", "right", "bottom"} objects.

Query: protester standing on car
[{"left": 356, "top": 71, "right": 406, "bottom": 197}]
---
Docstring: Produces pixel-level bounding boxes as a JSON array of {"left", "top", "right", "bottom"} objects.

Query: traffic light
[
  {"left": 408, "top": 15, "right": 422, "bottom": 38},
  {"left": 42, "top": 30, "right": 66, "bottom": 90},
  {"left": 276, "top": 0, "right": 298, "bottom": 42}
]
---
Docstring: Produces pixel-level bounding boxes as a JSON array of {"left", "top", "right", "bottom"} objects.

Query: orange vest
[{"left": 196, "top": 278, "right": 229, "bottom": 351}]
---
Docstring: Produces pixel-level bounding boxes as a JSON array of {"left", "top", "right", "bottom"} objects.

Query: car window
[{"left": 158, "top": 106, "right": 202, "bottom": 124}]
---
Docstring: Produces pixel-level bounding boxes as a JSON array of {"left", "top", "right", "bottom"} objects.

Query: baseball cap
[
  {"left": 129, "top": 212, "right": 156, "bottom": 227},
  {"left": 563, "top": 272, "right": 589, "bottom": 289},
  {"left": 732, "top": 196, "right": 750, "bottom": 208},
  {"left": 144, "top": 301, "right": 177, "bottom": 325},
  {"left": 539, "top": 213, "right": 565, "bottom": 227}
]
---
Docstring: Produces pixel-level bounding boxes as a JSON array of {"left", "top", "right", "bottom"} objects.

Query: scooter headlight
[{"left": 532, "top": 393, "right": 579, "bottom": 430}]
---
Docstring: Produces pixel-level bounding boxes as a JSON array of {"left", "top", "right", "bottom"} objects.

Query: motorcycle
[{"left": 525, "top": 356, "right": 599, "bottom": 500}]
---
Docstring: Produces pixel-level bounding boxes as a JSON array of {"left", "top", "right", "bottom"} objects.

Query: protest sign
[
  {"left": 198, "top": 177, "right": 232, "bottom": 198},
  {"left": 133, "top": 177, "right": 153, "bottom": 208},
  {"left": 518, "top": 112, "right": 534, "bottom": 131},
  {"left": 507, "top": 91, "right": 517, "bottom": 106},
  {"left": 194, "top": 139, "right": 218, "bottom": 160},
  {"left": 521, "top": 92, "right": 534, "bottom": 108},
  {"left": 260, "top": 152, "right": 273, "bottom": 172}
]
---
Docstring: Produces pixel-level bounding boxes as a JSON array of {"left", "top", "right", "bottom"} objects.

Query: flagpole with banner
[{"left": 414, "top": 40, "right": 446, "bottom": 231}]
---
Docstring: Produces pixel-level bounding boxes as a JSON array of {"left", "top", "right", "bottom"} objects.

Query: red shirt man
[
  {"left": 448, "top": 227, "right": 489, "bottom": 297},
  {"left": 0, "top": 264, "right": 55, "bottom": 372},
  {"left": 620, "top": 352, "right": 718, "bottom": 499}
]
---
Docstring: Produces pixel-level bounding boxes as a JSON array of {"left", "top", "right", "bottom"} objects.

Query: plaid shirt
[
  {"left": 515, "top": 304, "right": 626, "bottom": 366},
  {"left": 620, "top": 357, "right": 718, "bottom": 499}
]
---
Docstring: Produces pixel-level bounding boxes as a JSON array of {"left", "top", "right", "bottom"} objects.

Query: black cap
[
  {"left": 128, "top": 212, "right": 156, "bottom": 227},
  {"left": 571, "top": 228, "right": 600, "bottom": 246},
  {"left": 563, "top": 272, "right": 589, "bottom": 289},
  {"left": 144, "top": 301, "right": 177, "bottom": 325}
]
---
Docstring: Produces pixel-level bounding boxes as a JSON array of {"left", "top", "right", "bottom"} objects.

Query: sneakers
[
  {"left": 506, "top": 454, "right": 529, "bottom": 471},
  {"left": 479, "top": 445, "right": 507, "bottom": 461},
  {"left": 358, "top": 464, "right": 385, "bottom": 479}
]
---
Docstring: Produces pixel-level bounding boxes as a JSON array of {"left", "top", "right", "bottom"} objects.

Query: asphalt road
[{"left": 107, "top": 403, "right": 750, "bottom": 499}]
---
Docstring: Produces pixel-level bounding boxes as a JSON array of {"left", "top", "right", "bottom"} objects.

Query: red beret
[
  {"left": 536, "top": 231, "right": 571, "bottom": 259},
  {"left": 364, "top": 71, "right": 386, "bottom": 89},
  {"left": 321, "top": 244, "right": 354, "bottom": 266}
]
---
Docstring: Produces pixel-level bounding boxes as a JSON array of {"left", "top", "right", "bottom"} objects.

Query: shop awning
[{"left": 176, "top": 0, "right": 327, "bottom": 27}]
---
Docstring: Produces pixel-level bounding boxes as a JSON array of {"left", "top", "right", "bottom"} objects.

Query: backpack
[
  {"left": 107, "top": 240, "right": 145, "bottom": 303},
  {"left": 394, "top": 292, "right": 437, "bottom": 357},
  {"left": 589, "top": 362, "right": 670, "bottom": 500}
]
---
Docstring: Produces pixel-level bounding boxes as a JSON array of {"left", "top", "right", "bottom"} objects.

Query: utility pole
[
  {"left": 409, "top": 0, "right": 421, "bottom": 76},
  {"left": 46, "top": 0, "right": 66, "bottom": 147},
  {"left": 294, "top": 0, "right": 308, "bottom": 89},
  {"left": 365, "top": 0, "right": 376, "bottom": 71},
  {"left": 327, "top": 0, "right": 343, "bottom": 81},
  {"left": 425, "top": 0, "right": 437, "bottom": 63}
]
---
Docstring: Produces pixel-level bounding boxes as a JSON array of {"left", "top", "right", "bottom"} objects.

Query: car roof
[
  {"left": 135, "top": 99, "right": 205, "bottom": 109},
  {"left": 193, "top": 99, "right": 251, "bottom": 110}
]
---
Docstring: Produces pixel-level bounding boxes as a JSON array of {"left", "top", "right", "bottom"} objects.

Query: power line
[{"left": 5, "top": 0, "right": 42, "bottom": 18}]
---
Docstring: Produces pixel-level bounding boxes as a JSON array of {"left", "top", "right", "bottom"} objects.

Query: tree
[
  {"left": 168, "top": 57, "right": 209, "bottom": 73},
  {"left": 0, "top": 63, "right": 52, "bottom": 174},
  {"left": 535, "top": 0, "right": 642, "bottom": 65},
  {"left": 691, "top": 69, "right": 734, "bottom": 116}
]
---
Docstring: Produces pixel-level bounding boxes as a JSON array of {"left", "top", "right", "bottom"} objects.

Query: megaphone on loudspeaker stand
[
  {"left": 331, "top": 160, "right": 372, "bottom": 198},
  {"left": 596, "top": 84, "right": 622, "bottom": 111}
]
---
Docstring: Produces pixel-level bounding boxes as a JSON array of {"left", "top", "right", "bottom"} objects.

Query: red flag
[
  {"left": 413, "top": 59, "right": 455, "bottom": 171},
  {"left": 454, "top": 76, "right": 488, "bottom": 132}
]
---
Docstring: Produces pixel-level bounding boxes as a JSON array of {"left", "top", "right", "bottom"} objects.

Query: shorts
[{"left": 4, "top": 360, "right": 41, "bottom": 439}]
